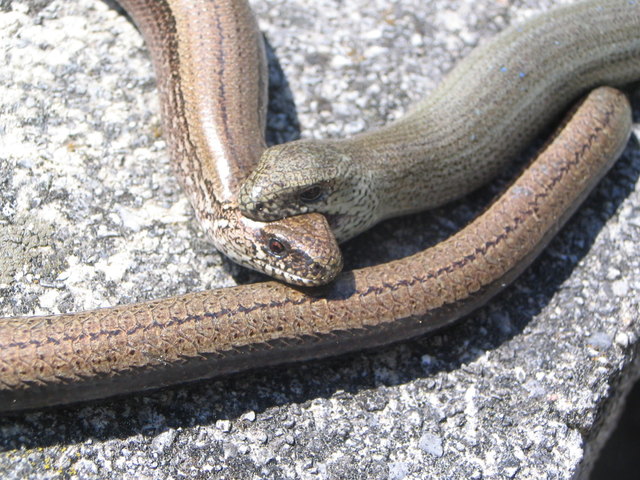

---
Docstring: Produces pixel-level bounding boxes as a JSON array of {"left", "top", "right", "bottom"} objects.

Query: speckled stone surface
[{"left": 0, "top": 0, "right": 638, "bottom": 479}]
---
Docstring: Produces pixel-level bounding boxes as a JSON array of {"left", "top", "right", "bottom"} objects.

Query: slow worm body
[
  {"left": 238, "top": 0, "right": 640, "bottom": 242},
  {"left": 0, "top": 86, "right": 631, "bottom": 412},
  {"left": 115, "top": 0, "right": 343, "bottom": 286}
]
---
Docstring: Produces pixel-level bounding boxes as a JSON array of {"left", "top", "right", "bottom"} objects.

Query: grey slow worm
[
  {"left": 0, "top": 84, "right": 631, "bottom": 412},
  {"left": 112, "top": 0, "right": 343, "bottom": 286},
  {"left": 238, "top": 0, "right": 640, "bottom": 243}
]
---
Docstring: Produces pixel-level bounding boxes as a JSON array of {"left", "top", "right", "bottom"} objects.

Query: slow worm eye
[
  {"left": 268, "top": 238, "right": 288, "bottom": 257},
  {"left": 310, "top": 263, "right": 322, "bottom": 277},
  {"left": 299, "top": 185, "right": 323, "bottom": 203}
]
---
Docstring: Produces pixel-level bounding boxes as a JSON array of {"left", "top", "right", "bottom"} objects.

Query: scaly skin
[{"left": 0, "top": 87, "right": 631, "bottom": 412}]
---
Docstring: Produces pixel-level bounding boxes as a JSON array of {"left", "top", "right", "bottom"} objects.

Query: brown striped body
[{"left": 0, "top": 87, "right": 631, "bottom": 412}]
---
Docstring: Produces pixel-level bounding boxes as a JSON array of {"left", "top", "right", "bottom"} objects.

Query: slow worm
[
  {"left": 113, "top": 0, "right": 343, "bottom": 286},
  {"left": 238, "top": 0, "right": 640, "bottom": 242},
  {"left": 0, "top": 86, "right": 631, "bottom": 412}
]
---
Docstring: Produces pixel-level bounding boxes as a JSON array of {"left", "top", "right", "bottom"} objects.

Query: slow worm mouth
[
  {"left": 276, "top": 271, "right": 330, "bottom": 288},
  {"left": 264, "top": 260, "right": 339, "bottom": 288},
  {"left": 325, "top": 213, "right": 340, "bottom": 230}
]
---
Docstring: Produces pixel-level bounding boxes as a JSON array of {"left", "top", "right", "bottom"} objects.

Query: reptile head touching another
[{"left": 238, "top": 140, "right": 377, "bottom": 242}]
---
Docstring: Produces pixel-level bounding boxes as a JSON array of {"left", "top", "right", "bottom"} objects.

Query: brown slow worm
[
  {"left": 0, "top": 86, "right": 631, "bottom": 412},
  {"left": 113, "top": 0, "right": 343, "bottom": 286}
]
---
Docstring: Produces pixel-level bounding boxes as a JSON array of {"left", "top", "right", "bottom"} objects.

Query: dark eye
[
  {"left": 299, "top": 185, "right": 323, "bottom": 203},
  {"left": 255, "top": 202, "right": 265, "bottom": 212},
  {"left": 268, "top": 238, "right": 288, "bottom": 257}
]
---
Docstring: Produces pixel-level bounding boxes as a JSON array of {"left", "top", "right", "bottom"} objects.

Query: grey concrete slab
[{"left": 0, "top": 0, "right": 638, "bottom": 478}]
